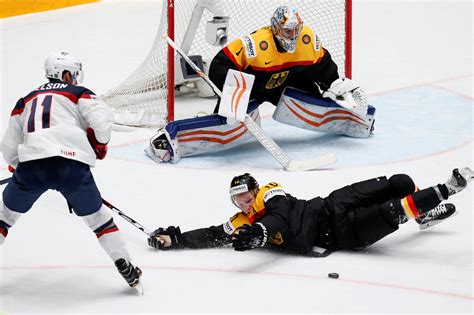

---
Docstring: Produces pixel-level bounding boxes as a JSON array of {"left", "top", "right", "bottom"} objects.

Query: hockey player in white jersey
[{"left": 0, "top": 51, "right": 142, "bottom": 292}]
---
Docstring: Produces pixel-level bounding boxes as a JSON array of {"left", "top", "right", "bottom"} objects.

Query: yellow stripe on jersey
[{"left": 223, "top": 26, "right": 325, "bottom": 72}]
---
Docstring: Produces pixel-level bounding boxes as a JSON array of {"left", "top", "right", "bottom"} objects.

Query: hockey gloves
[
  {"left": 148, "top": 226, "right": 183, "bottom": 250},
  {"left": 232, "top": 223, "right": 268, "bottom": 251},
  {"left": 87, "top": 128, "right": 108, "bottom": 160}
]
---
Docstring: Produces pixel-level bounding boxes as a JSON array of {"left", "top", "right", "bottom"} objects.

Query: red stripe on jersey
[
  {"left": 11, "top": 107, "right": 25, "bottom": 116},
  {"left": 223, "top": 47, "right": 243, "bottom": 71},
  {"left": 0, "top": 227, "right": 8, "bottom": 238},
  {"left": 24, "top": 91, "right": 79, "bottom": 105},
  {"left": 251, "top": 60, "right": 317, "bottom": 72},
  {"left": 80, "top": 92, "right": 93, "bottom": 99},
  {"left": 95, "top": 226, "right": 119, "bottom": 238}
]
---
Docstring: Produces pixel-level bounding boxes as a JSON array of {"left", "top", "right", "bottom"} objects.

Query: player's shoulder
[
  {"left": 258, "top": 182, "right": 286, "bottom": 202},
  {"left": 223, "top": 212, "right": 250, "bottom": 235}
]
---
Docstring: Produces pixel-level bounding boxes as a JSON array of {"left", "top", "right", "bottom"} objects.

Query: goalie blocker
[{"left": 146, "top": 88, "right": 375, "bottom": 163}]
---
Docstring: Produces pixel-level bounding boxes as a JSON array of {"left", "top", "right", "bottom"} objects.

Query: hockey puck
[{"left": 328, "top": 273, "right": 339, "bottom": 279}]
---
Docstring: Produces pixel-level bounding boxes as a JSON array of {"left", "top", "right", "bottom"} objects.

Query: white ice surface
[{"left": 0, "top": 0, "right": 472, "bottom": 314}]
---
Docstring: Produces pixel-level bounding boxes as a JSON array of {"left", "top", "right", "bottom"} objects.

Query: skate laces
[{"left": 430, "top": 204, "right": 448, "bottom": 217}]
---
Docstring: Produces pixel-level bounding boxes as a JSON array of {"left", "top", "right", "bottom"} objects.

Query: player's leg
[
  {"left": 1, "top": 161, "right": 47, "bottom": 244},
  {"left": 145, "top": 100, "right": 260, "bottom": 163},
  {"left": 324, "top": 174, "right": 416, "bottom": 213},
  {"left": 346, "top": 167, "right": 472, "bottom": 248},
  {"left": 58, "top": 159, "right": 141, "bottom": 288},
  {"left": 273, "top": 87, "right": 375, "bottom": 138}
]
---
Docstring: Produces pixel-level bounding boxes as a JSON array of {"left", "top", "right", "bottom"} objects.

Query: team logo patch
[
  {"left": 241, "top": 35, "right": 257, "bottom": 58},
  {"left": 302, "top": 34, "right": 311, "bottom": 44},
  {"left": 265, "top": 71, "right": 289, "bottom": 89},
  {"left": 223, "top": 221, "right": 235, "bottom": 235},
  {"left": 259, "top": 40, "right": 268, "bottom": 51},
  {"left": 263, "top": 188, "right": 286, "bottom": 202}
]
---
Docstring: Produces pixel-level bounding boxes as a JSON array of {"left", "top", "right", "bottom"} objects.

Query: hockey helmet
[
  {"left": 44, "top": 51, "right": 83, "bottom": 84},
  {"left": 229, "top": 173, "right": 259, "bottom": 205},
  {"left": 271, "top": 6, "right": 303, "bottom": 53}
]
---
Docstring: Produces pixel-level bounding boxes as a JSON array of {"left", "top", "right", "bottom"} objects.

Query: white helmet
[
  {"left": 271, "top": 6, "right": 303, "bottom": 53},
  {"left": 44, "top": 51, "right": 83, "bottom": 84}
]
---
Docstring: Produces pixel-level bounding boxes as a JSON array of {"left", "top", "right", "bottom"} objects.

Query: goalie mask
[
  {"left": 45, "top": 51, "right": 83, "bottom": 85},
  {"left": 229, "top": 173, "right": 259, "bottom": 209},
  {"left": 271, "top": 6, "right": 303, "bottom": 53}
]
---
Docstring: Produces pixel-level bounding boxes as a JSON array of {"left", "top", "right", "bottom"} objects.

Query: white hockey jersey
[{"left": 2, "top": 81, "right": 113, "bottom": 167}]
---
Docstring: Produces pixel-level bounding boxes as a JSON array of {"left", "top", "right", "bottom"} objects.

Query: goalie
[
  {"left": 147, "top": 168, "right": 473, "bottom": 256},
  {"left": 146, "top": 6, "right": 374, "bottom": 163}
]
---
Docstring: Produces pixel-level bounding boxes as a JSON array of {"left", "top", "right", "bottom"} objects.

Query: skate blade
[
  {"left": 132, "top": 281, "right": 144, "bottom": 295},
  {"left": 418, "top": 211, "right": 459, "bottom": 230}
]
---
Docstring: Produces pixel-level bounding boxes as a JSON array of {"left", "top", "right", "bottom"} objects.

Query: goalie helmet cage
[{"left": 102, "top": 0, "right": 352, "bottom": 128}]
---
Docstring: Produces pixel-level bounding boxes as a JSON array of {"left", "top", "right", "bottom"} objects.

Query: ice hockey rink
[{"left": 0, "top": 0, "right": 472, "bottom": 314}]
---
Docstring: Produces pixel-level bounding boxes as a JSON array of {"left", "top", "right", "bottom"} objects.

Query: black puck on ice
[{"left": 328, "top": 272, "right": 339, "bottom": 279}]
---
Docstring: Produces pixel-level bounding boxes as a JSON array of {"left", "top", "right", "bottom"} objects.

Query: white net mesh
[{"left": 102, "top": 0, "right": 349, "bottom": 127}]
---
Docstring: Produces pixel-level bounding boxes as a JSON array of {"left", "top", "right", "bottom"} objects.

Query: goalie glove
[
  {"left": 87, "top": 128, "right": 108, "bottom": 160},
  {"left": 148, "top": 226, "right": 183, "bottom": 250},
  {"left": 322, "top": 78, "right": 368, "bottom": 115},
  {"left": 231, "top": 223, "right": 268, "bottom": 251}
]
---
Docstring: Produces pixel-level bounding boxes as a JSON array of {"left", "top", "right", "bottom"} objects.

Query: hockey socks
[
  {"left": 400, "top": 186, "right": 445, "bottom": 220},
  {"left": 0, "top": 221, "right": 9, "bottom": 245},
  {"left": 82, "top": 206, "right": 131, "bottom": 262}
]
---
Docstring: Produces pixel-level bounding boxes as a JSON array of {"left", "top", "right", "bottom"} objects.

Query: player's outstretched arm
[{"left": 148, "top": 225, "right": 232, "bottom": 250}]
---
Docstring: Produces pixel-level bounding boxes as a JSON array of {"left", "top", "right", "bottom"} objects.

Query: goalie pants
[{"left": 315, "top": 174, "right": 417, "bottom": 250}]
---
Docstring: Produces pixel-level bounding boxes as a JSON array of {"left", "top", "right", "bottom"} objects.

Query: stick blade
[{"left": 285, "top": 153, "right": 337, "bottom": 171}]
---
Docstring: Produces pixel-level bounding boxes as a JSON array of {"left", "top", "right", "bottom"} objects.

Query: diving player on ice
[{"left": 148, "top": 168, "right": 472, "bottom": 256}]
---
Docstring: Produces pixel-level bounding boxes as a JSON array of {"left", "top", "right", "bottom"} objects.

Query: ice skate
[
  {"left": 115, "top": 258, "right": 143, "bottom": 295},
  {"left": 445, "top": 167, "right": 473, "bottom": 196},
  {"left": 416, "top": 203, "right": 457, "bottom": 230}
]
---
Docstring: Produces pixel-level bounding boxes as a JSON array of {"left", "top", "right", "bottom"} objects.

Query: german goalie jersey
[{"left": 208, "top": 25, "right": 340, "bottom": 106}]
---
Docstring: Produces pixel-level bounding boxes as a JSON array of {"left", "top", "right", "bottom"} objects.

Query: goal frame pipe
[
  {"left": 166, "top": 0, "right": 353, "bottom": 121},
  {"left": 345, "top": 0, "right": 352, "bottom": 79},
  {"left": 167, "top": 0, "right": 175, "bottom": 122}
]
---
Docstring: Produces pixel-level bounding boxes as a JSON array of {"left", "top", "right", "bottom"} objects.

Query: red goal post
[{"left": 102, "top": 0, "right": 352, "bottom": 128}]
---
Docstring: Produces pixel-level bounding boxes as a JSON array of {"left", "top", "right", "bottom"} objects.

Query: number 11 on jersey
[{"left": 27, "top": 95, "right": 52, "bottom": 132}]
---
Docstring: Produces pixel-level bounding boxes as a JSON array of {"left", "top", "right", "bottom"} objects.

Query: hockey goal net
[{"left": 102, "top": 0, "right": 352, "bottom": 128}]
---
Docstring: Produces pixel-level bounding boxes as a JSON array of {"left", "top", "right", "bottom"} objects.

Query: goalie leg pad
[
  {"left": 273, "top": 87, "right": 375, "bottom": 138},
  {"left": 146, "top": 102, "right": 261, "bottom": 161}
]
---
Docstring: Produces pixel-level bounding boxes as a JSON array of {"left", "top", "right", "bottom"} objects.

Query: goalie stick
[{"left": 164, "top": 35, "right": 337, "bottom": 171}]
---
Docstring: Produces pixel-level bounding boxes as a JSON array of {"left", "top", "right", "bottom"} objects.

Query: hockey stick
[
  {"left": 164, "top": 35, "right": 337, "bottom": 171},
  {"left": 0, "top": 177, "right": 151, "bottom": 236},
  {"left": 102, "top": 198, "right": 152, "bottom": 236}
]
